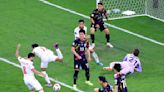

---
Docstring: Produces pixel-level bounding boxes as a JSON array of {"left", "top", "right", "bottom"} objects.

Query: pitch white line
[
  {"left": 39, "top": 0, "right": 164, "bottom": 46},
  {"left": 0, "top": 57, "right": 84, "bottom": 92}
]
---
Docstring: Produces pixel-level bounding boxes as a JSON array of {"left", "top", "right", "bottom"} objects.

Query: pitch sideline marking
[
  {"left": 39, "top": 0, "right": 164, "bottom": 46},
  {"left": 0, "top": 57, "right": 84, "bottom": 92}
]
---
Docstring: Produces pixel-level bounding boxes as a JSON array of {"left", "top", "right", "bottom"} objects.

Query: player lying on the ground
[
  {"left": 74, "top": 19, "right": 103, "bottom": 66},
  {"left": 16, "top": 44, "right": 45, "bottom": 92},
  {"left": 103, "top": 48, "right": 142, "bottom": 74},
  {"left": 94, "top": 76, "right": 113, "bottom": 92},
  {"left": 113, "top": 64, "right": 128, "bottom": 92},
  {"left": 122, "top": 48, "right": 142, "bottom": 72},
  {"left": 90, "top": 2, "right": 113, "bottom": 48},
  {"left": 32, "top": 43, "right": 63, "bottom": 87},
  {"left": 72, "top": 29, "right": 93, "bottom": 90}
]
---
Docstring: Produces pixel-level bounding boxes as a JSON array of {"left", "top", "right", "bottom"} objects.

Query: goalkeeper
[{"left": 90, "top": 2, "right": 113, "bottom": 48}]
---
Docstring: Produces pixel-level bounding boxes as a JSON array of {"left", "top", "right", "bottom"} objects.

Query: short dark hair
[
  {"left": 98, "top": 2, "right": 103, "bottom": 5},
  {"left": 113, "top": 64, "right": 121, "bottom": 72},
  {"left": 32, "top": 44, "right": 39, "bottom": 48},
  {"left": 78, "top": 19, "right": 84, "bottom": 23},
  {"left": 99, "top": 76, "right": 106, "bottom": 82},
  {"left": 79, "top": 29, "right": 85, "bottom": 34},
  {"left": 28, "top": 53, "right": 35, "bottom": 58},
  {"left": 133, "top": 48, "right": 140, "bottom": 56}
]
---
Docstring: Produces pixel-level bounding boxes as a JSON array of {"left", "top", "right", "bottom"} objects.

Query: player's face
[
  {"left": 79, "top": 32, "right": 85, "bottom": 41},
  {"left": 79, "top": 22, "right": 84, "bottom": 29},
  {"left": 98, "top": 4, "right": 104, "bottom": 11},
  {"left": 114, "top": 68, "right": 118, "bottom": 74},
  {"left": 29, "top": 57, "right": 34, "bottom": 61},
  {"left": 98, "top": 79, "right": 103, "bottom": 85}
]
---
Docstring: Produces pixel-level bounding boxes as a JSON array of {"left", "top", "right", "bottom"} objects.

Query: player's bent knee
[
  {"left": 90, "top": 28, "right": 95, "bottom": 34},
  {"left": 56, "top": 58, "right": 63, "bottom": 62},
  {"left": 104, "top": 29, "right": 109, "bottom": 34}
]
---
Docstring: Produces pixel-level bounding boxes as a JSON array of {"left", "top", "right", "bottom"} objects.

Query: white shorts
[
  {"left": 24, "top": 76, "right": 42, "bottom": 91},
  {"left": 41, "top": 53, "right": 58, "bottom": 68}
]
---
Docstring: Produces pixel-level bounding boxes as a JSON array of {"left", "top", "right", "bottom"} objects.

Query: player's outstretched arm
[
  {"left": 15, "top": 44, "right": 21, "bottom": 58},
  {"left": 31, "top": 68, "right": 46, "bottom": 78}
]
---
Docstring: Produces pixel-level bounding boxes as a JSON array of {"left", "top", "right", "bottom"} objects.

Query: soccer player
[
  {"left": 103, "top": 49, "right": 142, "bottom": 74},
  {"left": 72, "top": 29, "right": 93, "bottom": 90},
  {"left": 15, "top": 44, "right": 45, "bottom": 92},
  {"left": 94, "top": 76, "right": 113, "bottom": 92},
  {"left": 32, "top": 43, "right": 63, "bottom": 87},
  {"left": 74, "top": 19, "right": 103, "bottom": 66},
  {"left": 113, "top": 64, "right": 128, "bottom": 92},
  {"left": 123, "top": 48, "right": 142, "bottom": 72},
  {"left": 90, "top": 2, "right": 113, "bottom": 48},
  {"left": 104, "top": 61, "right": 134, "bottom": 78}
]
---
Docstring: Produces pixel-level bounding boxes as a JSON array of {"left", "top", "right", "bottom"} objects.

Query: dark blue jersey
[
  {"left": 99, "top": 83, "right": 112, "bottom": 92},
  {"left": 90, "top": 9, "right": 107, "bottom": 24},
  {"left": 72, "top": 39, "right": 89, "bottom": 59}
]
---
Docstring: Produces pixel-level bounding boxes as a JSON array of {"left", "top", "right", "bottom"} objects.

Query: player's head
[
  {"left": 27, "top": 53, "right": 35, "bottom": 61},
  {"left": 79, "top": 29, "right": 85, "bottom": 41},
  {"left": 78, "top": 19, "right": 85, "bottom": 29},
  {"left": 113, "top": 64, "right": 121, "bottom": 73},
  {"left": 133, "top": 48, "right": 140, "bottom": 57},
  {"left": 98, "top": 76, "right": 107, "bottom": 85},
  {"left": 32, "top": 43, "right": 39, "bottom": 49},
  {"left": 98, "top": 2, "right": 104, "bottom": 11}
]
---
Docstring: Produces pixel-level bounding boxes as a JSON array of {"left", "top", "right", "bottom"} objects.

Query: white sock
[
  {"left": 56, "top": 48, "right": 63, "bottom": 59},
  {"left": 92, "top": 52, "right": 100, "bottom": 63},
  {"left": 42, "top": 71, "right": 51, "bottom": 84}
]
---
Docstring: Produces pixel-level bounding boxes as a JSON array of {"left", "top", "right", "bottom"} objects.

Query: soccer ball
[{"left": 53, "top": 83, "right": 61, "bottom": 91}]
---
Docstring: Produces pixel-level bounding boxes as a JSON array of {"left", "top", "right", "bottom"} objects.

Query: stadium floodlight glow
[{"left": 96, "top": 0, "right": 164, "bottom": 22}]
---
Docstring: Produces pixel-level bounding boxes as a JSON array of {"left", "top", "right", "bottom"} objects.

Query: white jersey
[
  {"left": 18, "top": 57, "right": 34, "bottom": 77},
  {"left": 33, "top": 46, "right": 58, "bottom": 68},
  {"left": 123, "top": 53, "right": 142, "bottom": 72},
  {"left": 32, "top": 46, "right": 54, "bottom": 59},
  {"left": 74, "top": 26, "right": 87, "bottom": 39},
  {"left": 18, "top": 57, "right": 43, "bottom": 91}
]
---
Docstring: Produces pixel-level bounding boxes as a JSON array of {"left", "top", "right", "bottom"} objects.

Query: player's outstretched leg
[
  {"left": 41, "top": 70, "right": 52, "bottom": 87},
  {"left": 54, "top": 43, "right": 63, "bottom": 60},
  {"left": 91, "top": 51, "right": 103, "bottom": 66},
  {"left": 104, "top": 29, "right": 113, "bottom": 48}
]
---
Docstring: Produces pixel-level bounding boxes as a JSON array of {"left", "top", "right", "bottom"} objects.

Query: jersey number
[
  {"left": 129, "top": 57, "right": 134, "bottom": 62},
  {"left": 23, "top": 66, "right": 27, "bottom": 74}
]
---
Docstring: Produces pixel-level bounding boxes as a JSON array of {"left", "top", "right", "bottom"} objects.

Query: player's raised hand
[
  {"left": 17, "top": 44, "right": 21, "bottom": 49},
  {"left": 16, "top": 44, "right": 21, "bottom": 58}
]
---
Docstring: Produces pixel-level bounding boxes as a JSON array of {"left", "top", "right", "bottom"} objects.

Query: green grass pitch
[{"left": 0, "top": 0, "right": 164, "bottom": 92}]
